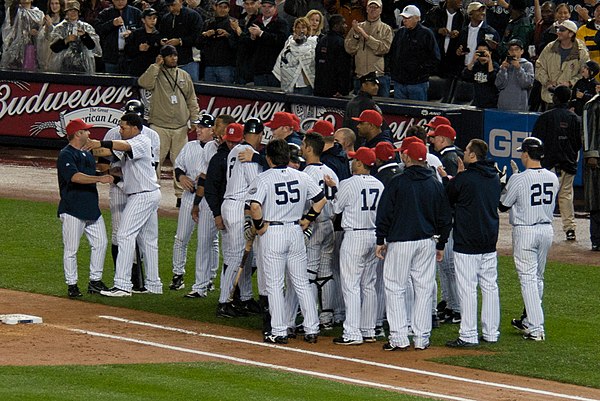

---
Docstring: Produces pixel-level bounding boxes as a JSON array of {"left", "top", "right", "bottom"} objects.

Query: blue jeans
[
  {"left": 353, "top": 74, "right": 391, "bottom": 97},
  {"left": 393, "top": 81, "right": 429, "bottom": 101},
  {"left": 204, "top": 65, "right": 235, "bottom": 84},
  {"left": 179, "top": 61, "right": 200, "bottom": 83},
  {"left": 254, "top": 73, "right": 280, "bottom": 88}
]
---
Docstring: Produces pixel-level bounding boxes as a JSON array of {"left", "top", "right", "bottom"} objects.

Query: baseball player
[
  {"left": 441, "top": 139, "right": 501, "bottom": 347},
  {"left": 101, "top": 99, "right": 160, "bottom": 292},
  {"left": 217, "top": 122, "right": 263, "bottom": 317},
  {"left": 57, "top": 118, "right": 113, "bottom": 298},
  {"left": 327, "top": 147, "right": 384, "bottom": 345},
  {"left": 247, "top": 138, "right": 326, "bottom": 344},
  {"left": 85, "top": 113, "right": 163, "bottom": 296},
  {"left": 500, "top": 137, "right": 558, "bottom": 341},
  {"left": 169, "top": 114, "right": 216, "bottom": 291},
  {"left": 428, "top": 123, "right": 463, "bottom": 324},
  {"left": 376, "top": 141, "right": 452, "bottom": 351}
]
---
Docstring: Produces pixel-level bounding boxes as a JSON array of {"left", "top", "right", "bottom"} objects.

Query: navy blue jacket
[
  {"left": 446, "top": 159, "right": 500, "bottom": 254},
  {"left": 204, "top": 142, "right": 230, "bottom": 218},
  {"left": 376, "top": 165, "right": 452, "bottom": 249},
  {"left": 321, "top": 142, "right": 351, "bottom": 181}
]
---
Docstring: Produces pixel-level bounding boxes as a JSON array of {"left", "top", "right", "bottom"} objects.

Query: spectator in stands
[
  {"left": 50, "top": 0, "right": 100, "bottom": 73},
  {"left": 484, "top": 0, "right": 510, "bottom": 38},
  {"left": 80, "top": 0, "right": 110, "bottom": 25},
  {"left": 1, "top": 0, "right": 45, "bottom": 71},
  {"left": 456, "top": 2, "right": 500, "bottom": 68},
  {"left": 144, "top": 0, "right": 168, "bottom": 20},
  {"left": 424, "top": 0, "right": 465, "bottom": 79},
  {"left": 273, "top": 16, "right": 316, "bottom": 93},
  {"left": 124, "top": 7, "right": 161, "bottom": 76},
  {"left": 462, "top": 42, "right": 499, "bottom": 108},
  {"left": 248, "top": 0, "right": 289, "bottom": 87},
  {"left": 198, "top": 0, "right": 237, "bottom": 83},
  {"left": 577, "top": 2, "right": 600, "bottom": 67},
  {"left": 536, "top": 19, "right": 589, "bottom": 107},
  {"left": 497, "top": 0, "right": 534, "bottom": 59},
  {"left": 390, "top": 5, "right": 440, "bottom": 101},
  {"left": 342, "top": 71, "right": 383, "bottom": 136},
  {"left": 344, "top": 0, "right": 392, "bottom": 97},
  {"left": 305, "top": 9, "right": 325, "bottom": 37},
  {"left": 532, "top": 0, "right": 554, "bottom": 57},
  {"left": 185, "top": 0, "right": 214, "bottom": 21},
  {"left": 495, "top": 38, "right": 535, "bottom": 111},
  {"left": 569, "top": 60, "right": 600, "bottom": 115},
  {"left": 95, "top": 0, "right": 141, "bottom": 74},
  {"left": 314, "top": 13, "right": 352, "bottom": 97},
  {"left": 284, "top": 0, "right": 328, "bottom": 23},
  {"left": 332, "top": 0, "right": 366, "bottom": 29},
  {"left": 230, "top": 0, "right": 260, "bottom": 84},
  {"left": 159, "top": 0, "right": 203, "bottom": 81},
  {"left": 37, "top": 0, "right": 65, "bottom": 71},
  {"left": 539, "top": 2, "right": 569, "bottom": 52}
]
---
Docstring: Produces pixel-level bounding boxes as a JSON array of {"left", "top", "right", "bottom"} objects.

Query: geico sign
[{"left": 489, "top": 129, "right": 530, "bottom": 158}]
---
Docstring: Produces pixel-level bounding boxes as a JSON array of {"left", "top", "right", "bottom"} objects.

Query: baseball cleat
[
  {"left": 87, "top": 280, "right": 108, "bottom": 294},
  {"left": 184, "top": 291, "right": 207, "bottom": 298},
  {"left": 286, "top": 328, "right": 297, "bottom": 339},
  {"left": 566, "top": 230, "right": 576, "bottom": 241},
  {"left": 67, "top": 284, "right": 83, "bottom": 298},
  {"left": 523, "top": 332, "right": 545, "bottom": 341},
  {"left": 240, "top": 298, "right": 262, "bottom": 314},
  {"left": 263, "top": 334, "right": 288, "bottom": 344},
  {"left": 451, "top": 312, "right": 461, "bottom": 324},
  {"left": 100, "top": 287, "right": 132, "bottom": 297},
  {"left": 415, "top": 343, "right": 430, "bottom": 351},
  {"left": 382, "top": 342, "right": 410, "bottom": 351},
  {"left": 320, "top": 321, "right": 334, "bottom": 331},
  {"left": 131, "top": 287, "right": 149, "bottom": 294},
  {"left": 511, "top": 318, "right": 528, "bottom": 332},
  {"left": 374, "top": 326, "right": 386, "bottom": 339},
  {"left": 479, "top": 336, "right": 498, "bottom": 344},
  {"left": 362, "top": 336, "right": 377, "bottom": 343},
  {"left": 207, "top": 281, "right": 216, "bottom": 291},
  {"left": 446, "top": 338, "right": 478, "bottom": 348},
  {"left": 333, "top": 337, "right": 363, "bottom": 345},
  {"left": 304, "top": 334, "right": 318, "bottom": 344},
  {"left": 169, "top": 274, "right": 185, "bottom": 291}
]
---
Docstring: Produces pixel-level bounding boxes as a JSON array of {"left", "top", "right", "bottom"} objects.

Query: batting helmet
[
  {"left": 244, "top": 117, "right": 264, "bottom": 134},
  {"left": 289, "top": 143, "right": 305, "bottom": 164},
  {"left": 193, "top": 113, "right": 215, "bottom": 128},
  {"left": 124, "top": 99, "right": 145, "bottom": 117},
  {"left": 518, "top": 137, "right": 544, "bottom": 160}
]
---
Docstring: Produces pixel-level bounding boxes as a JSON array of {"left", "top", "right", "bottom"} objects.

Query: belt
[
  {"left": 267, "top": 221, "right": 299, "bottom": 226},
  {"left": 344, "top": 227, "right": 374, "bottom": 231}
]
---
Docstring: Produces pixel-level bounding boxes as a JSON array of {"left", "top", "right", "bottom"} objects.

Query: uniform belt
[
  {"left": 267, "top": 221, "right": 299, "bottom": 226},
  {"left": 344, "top": 227, "right": 374, "bottom": 231}
]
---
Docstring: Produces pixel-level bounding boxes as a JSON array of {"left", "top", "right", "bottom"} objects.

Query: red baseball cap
[
  {"left": 424, "top": 116, "right": 451, "bottom": 129},
  {"left": 428, "top": 124, "right": 456, "bottom": 140},
  {"left": 397, "top": 136, "right": 423, "bottom": 153},
  {"left": 223, "top": 123, "right": 244, "bottom": 142},
  {"left": 307, "top": 120, "right": 335, "bottom": 137},
  {"left": 348, "top": 147, "right": 376, "bottom": 167},
  {"left": 66, "top": 118, "right": 93, "bottom": 136},
  {"left": 374, "top": 141, "right": 396, "bottom": 161},
  {"left": 265, "top": 112, "right": 295, "bottom": 130},
  {"left": 403, "top": 141, "right": 427, "bottom": 162},
  {"left": 290, "top": 113, "right": 301, "bottom": 132},
  {"left": 352, "top": 110, "right": 383, "bottom": 127}
]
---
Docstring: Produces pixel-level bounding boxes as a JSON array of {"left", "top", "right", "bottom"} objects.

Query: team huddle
[{"left": 56, "top": 105, "right": 558, "bottom": 349}]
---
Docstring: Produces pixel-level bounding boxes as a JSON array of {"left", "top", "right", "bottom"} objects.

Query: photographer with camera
[
  {"left": 461, "top": 42, "right": 499, "bottom": 108},
  {"left": 495, "top": 38, "right": 534, "bottom": 111}
]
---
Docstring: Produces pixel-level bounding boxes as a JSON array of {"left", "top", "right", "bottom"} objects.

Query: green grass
[
  {"left": 0, "top": 363, "right": 436, "bottom": 401},
  {"left": 1, "top": 198, "right": 600, "bottom": 390}
]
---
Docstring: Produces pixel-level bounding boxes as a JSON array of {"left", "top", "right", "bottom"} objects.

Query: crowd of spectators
[{"left": 2, "top": 0, "right": 600, "bottom": 111}]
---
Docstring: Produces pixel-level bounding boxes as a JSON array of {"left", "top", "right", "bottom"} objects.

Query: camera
[
  {"left": 507, "top": 56, "right": 515, "bottom": 62},
  {"left": 476, "top": 51, "right": 486, "bottom": 57}
]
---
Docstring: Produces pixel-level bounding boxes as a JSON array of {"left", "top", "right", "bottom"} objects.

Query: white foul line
[
  {"left": 98, "top": 315, "right": 599, "bottom": 401},
  {"left": 67, "top": 327, "right": 475, "bottom": 401}
]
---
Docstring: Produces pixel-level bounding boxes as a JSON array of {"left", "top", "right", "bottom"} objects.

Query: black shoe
[
  {"left": 451, "top": 311, "right": 461, "bottom": 324},
  {"left": 169, "top": 274, "right": 185, "bottom": 290},
  {"left": 184, "top": 291, "right": 207, "bottom": 298},
  {"left": 479, "top": 336, "right": 498, "bottom": 344},
  {"left": 439, "top": 308, "right": 453, "bottom": 322},
  {"left": 216, "top": 302, "right": 238, "bottom": 318},
  {"left": 68, "top": 284, "right": 82, "bottom": 298},
  {"left": 304, "top": 334, "right": 318, "bottom": 344},
  {"left": 333, "top": 337, "right": 363, "bottom": 345},
  {"left": 382, "top": 342, "right": 409, "bottom": 351},
  {"left": 131, "top": 287, "right": 148, "bottom": 294},
  {"left": 523, "top": 332, "right": 545, "bottom": 341},
  {"left": 436, "top": 300, "right": 447, "bottom": 316},
  {"left": 264, "top": 333, "right": 288, "bottom": 344},
  {"left": 566, "top": 230, "right": 576, "bottom": 241},
  {"left": 295, "top": 325, "right": 306, "bottom": 335},
  {"left": 511, "top": 318, "right": 528, "bottom": 332},
  {"left": 241, "top": 299, "right": 262, "bottom": 314},
  {"left": 362, "top": 336, "right": 377, "bottom": 343},
  {"left": 87, "top": 280, "right": 108, "bottom": 294},
  {"left": 207, "top": 281, "right": 216, "bottom": 291},
  {"left": 592, "top": 244, "right": 600, "bottom": 251},
  {"left": 415, "top": 344, "right": 430, "bottom": 351},
  {"left": 374, "top": 325, "right": 385, "bottom": 339},
  {"left": 287, "top": 328, "right": 297, "bottom": 339},
  {"left": 176, "top": 198, "right": 181, "bottom": 208},
  {"left": 446, "top": 338, "right": 478, "bottom": 348}
]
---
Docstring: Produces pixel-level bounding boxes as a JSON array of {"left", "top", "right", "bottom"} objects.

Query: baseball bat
[{"left": 227, "top": 238, "right": 255, "bottom": 303}]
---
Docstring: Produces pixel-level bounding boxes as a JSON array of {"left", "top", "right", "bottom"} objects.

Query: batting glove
[
  {"left": 303, "top": 227, "right": 313, "bottom": 247},
  {"left": 244, "top": 215, "right": 256, "bottom": 242}
]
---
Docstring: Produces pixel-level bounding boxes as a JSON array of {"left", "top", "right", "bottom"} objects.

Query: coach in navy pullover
[
  {"left": 376, "top": 158, "right": 452, "bottom": 250},
  {"left": 444, "top": 151, "right": 500, "bottom": 254}
]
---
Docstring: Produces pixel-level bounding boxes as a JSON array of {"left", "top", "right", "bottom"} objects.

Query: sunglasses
[{"left": 556, "top": 26, "right": 568, "bottom": 32}]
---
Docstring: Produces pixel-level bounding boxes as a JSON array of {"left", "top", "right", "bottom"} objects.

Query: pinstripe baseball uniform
[
  {"left": 446, "top": 159, "right": 501, "bottom": 345},
  {"left": 110, "top": 133, "right": 163, "bottom": 293},
  {"left": 334, "top": 174, "right": 384, "bottom": 342},
  {"left": 247, "top": 166, "right": 324, "bottom": 338},
  {"left": 500, "top": 168, "right": 559, "bottom": 338},
  {"left": 219, "top": 143, "right": 262, "bottom": 305},
  {"left": 57, "top": 145, "right": 107, "bottom": 287}
]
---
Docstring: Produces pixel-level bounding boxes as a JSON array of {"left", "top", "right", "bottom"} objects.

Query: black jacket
[
  {"left": 251, "top": 13, "right": 289, "bottom": 75},
  {"left": 446, "top": 159, "right": 500, "bottom": 254},
  {"left": 198, "top": 15, "right": 237, "bottom": 67},
  {"left": 125, "top": 28, "right": 162, "bottom": 76},
  {"left": 343, "top": 91, "right": 385, "bottom": 135},
  {"left": 461, "top": 61, "right": 500, "bottom": 109},
  {"left": 424, "top": 4, "right": 466, "bottom": 77},
  {"left": 159, "top": 7, "right": 204, "bottom": 65},
  {"left": 437, "top": 145, "right": 464, "bottom": 177},
  {"left": 204, "top": 142, "right": 230, "bottom": 218},
  {"left": 374, "top": 161, "right": 401, "bottom": 187},
  {"left": 314, "top": 30, "right": 352, "bottom": 97},
  {"left": 390, "top": 23, "right": 440, "bottom": 85},
  {"left": 234, "top": 13, "right": 259, "bottom": 83},
  {"left": 570, "top": 76, "right": 599, "bottom": 116},
  {"left": 532, "top": 104, "right": 582, "bottom": 174},
  {"left": 321, "top": 142, "right": 351, "bottom": 181},
  {"left": 457, "top": 22, "right": 500, "bottom": 62},
  {"left": 95, "top": 5, "right": 142, "bottom": 63},
  {"left": 376, "top": 165, "right": 452, "bottom": 248}
]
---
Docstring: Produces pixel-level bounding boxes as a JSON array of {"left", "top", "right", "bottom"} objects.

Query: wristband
[
  {"left": 252, "top": 218, "right": 264, "bottom": 230},
  {"left": 100, "top": 140, "right": 113, "bottom": 149},
  {"left": 303, "top": 206, "right": 320, "bottom": 222},
  {"left": 193, "top": 194, "right": 203, "bottom": 206}
]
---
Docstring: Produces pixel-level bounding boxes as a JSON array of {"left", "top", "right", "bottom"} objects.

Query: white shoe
[{"left": 100, "top": 287, "right": 132, "bottom": 297}]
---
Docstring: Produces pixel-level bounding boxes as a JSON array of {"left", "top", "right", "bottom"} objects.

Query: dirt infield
[{"left": 1, "top": 146, "right": 600, "bottom": 400}]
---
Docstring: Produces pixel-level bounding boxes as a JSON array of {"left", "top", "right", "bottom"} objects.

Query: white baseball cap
[
  {"left": 367, "top": 0, "right": 382, "bottom": 7},
  {"left": 400, "top": 5, "right": 421, "bottom": 18},
  {"left": 558, "top": 20, "right": 578, "bottom": 34}
]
